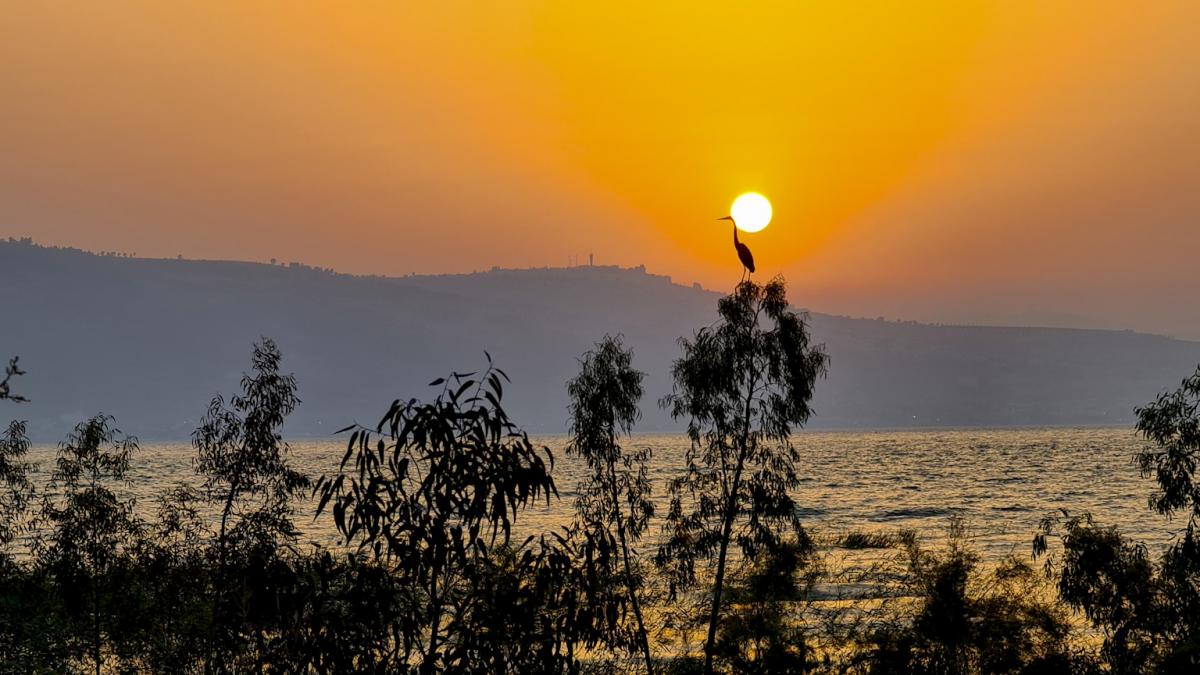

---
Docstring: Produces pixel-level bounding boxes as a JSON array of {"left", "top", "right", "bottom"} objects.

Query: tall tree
[
  {"left": 566, "top": 335, "right": 655, "bottom": 673},
  {"left": 194, "top": 338, "right": 308, "bottom": 562},
  {"left": 655, "top": 278, "right": 827, "bottom": 674}
]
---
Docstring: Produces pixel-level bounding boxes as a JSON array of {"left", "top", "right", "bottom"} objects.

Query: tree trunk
[
  {"left": 94, "top": 581, "right": 101, "bottom": 675},
  {"left": 218, "top": 479, "right": 239, "bottom": 567},
  {"left": 702, "top": 452, "right": 747, "bottom": 675},
  {"left": 613, "top": 478, "right": 654, "bottom": 675},
  {"left": 422, "top": 542, "right": 443, "bottom": 674},
  {"left": 703, "top": 365, "right": 757, "bottom": 675}
]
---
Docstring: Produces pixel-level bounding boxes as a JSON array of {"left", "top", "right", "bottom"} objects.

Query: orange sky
[{"left": 3, "top": 2, "right": 1199, "bottom": 337}]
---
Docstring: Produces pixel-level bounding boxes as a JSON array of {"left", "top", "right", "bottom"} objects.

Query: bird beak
[{"left": 717, "top": 216, "right": 734, "bottom": 222}]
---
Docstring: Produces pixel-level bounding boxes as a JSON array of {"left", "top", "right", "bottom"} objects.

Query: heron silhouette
[{"left": 718, "top": 216, "right": 755, "bottom": 281}]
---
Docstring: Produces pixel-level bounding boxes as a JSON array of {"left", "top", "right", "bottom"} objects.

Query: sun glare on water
[{"left": 730, "top": 193, "right": 772, "bottom": 233}]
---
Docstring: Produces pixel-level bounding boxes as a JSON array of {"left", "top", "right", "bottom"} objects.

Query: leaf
[
  {"left": 341, "top": 435, "right": 357, "bottom": 468},
  {"left": 315, "top": 484, "right": 335, "bottom": 516},
  {"left": 453, "top": 380, "right": 475, "bottom": 401},
  {"left": 429, "top": 378, "right": 445, "bottom": 387}
]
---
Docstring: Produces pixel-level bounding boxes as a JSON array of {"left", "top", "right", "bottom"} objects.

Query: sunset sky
[{"left": 3, "top": 2, "right": 1198, "bottom": 337}]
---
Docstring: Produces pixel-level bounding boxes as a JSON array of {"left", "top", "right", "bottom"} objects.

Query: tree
[
  {"left": 1029, "top": 364, "right": 1200, "bottom": 672},
  {"left": 1034, "top": 512, "right": 1157, "bottom": 673},
  {"left": 1134, "top": 363, "right": 1200, "bottom": 660},
  {"left": 194, "top": 338, "right": 308, "bottom": 562},
  {"left": 566, "top": 335, "right": 656, "bottom": 673},
  {"left": 37, "top": 415, "right": 141, "bottom": 675},
  {"left": 655, "top": 278, "right": 827, "bottom": 674},
  {"left": 1135, "top": 364, "right": 1200, "bottom": 534},
  {"left": 193, "top": 338, "right": 309, "bottom": 669},
  {"left": 0, "top": 420, "right": 45, "bottom": 669},
  {"left": 315, "top": 355, "right": 558, "bottom": 673}
]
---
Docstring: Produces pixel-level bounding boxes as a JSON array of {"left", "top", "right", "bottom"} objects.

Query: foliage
[
  {"left": 712, "top": 537, "right": 815, "bottom": 674},
  {"left": 194, "top": 337, "right": 309, "bottom": 560},
  {"left": 1034, "top": 512, "right": 1157, "bottom": 673},
  {"left": 118, "top": 486, "right": 217, "bottom": 672},
  {"left": 864, "top": 520, "right": 1074, "bottom": 675},
  {"left": 315, "top": 354, "right": 559, "bottom": 672},
  {"left": 1133, "top": 364, "right": 1200, "bottom": 671},
  {"left": 450, "top": 533, "right": 607, "bottom": 673},
  {"left": 1029, "top": 365, "right": 1200, "bottom": 673},
  {"left": 655, "top": 277, "right": 827, "bottom": 674},
  {"left": 1135, "top": 364, "right": 1200, "bottom": 541},
  {"left": 0, "top": 420, "right": 35, "bottom": 555},
  {"left": 567, "top": 335, "right": 656, "bottom": 672},
  {"left": 838, "top": 530, "right": 897, "bottom": 550},
  {"left": 249, "top": 549, "right": 410, "bottom": 673},
  {"left": 0, "top": 421, "right": 45, "bottom": 667},
  {"left": 36, "top": 414, "right": 142, "bottom": 674},
  {"left": 191, "top": 338, "right": 311, "bottom": 670}
]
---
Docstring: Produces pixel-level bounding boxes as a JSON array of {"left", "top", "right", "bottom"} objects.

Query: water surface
[{"left": 28, "top": 427, "right": 1173, "bottom": 560}]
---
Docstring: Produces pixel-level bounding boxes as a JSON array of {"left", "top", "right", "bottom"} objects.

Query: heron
[{"left": 718, "top": 216, "right": 755, "bottom": 281}]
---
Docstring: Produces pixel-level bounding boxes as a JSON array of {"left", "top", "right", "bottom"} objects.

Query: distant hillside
[{"left": 3, "top": 239, "right": 1198, "bottom": 440}]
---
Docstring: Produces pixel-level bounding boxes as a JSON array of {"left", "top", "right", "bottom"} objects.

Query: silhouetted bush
[
  {"left": 712, "top": 537, "right": 816, "bottom": 674},
  {"left": 838, "top": 531, "right": 897, "bottom": 550},
  {"left": 864, "top": 520, "right": 1075, "bottom": 675}
]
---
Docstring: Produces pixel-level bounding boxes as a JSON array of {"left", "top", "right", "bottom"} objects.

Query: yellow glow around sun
[{"left": 730, "top": 193, "right": 772, "bottom": 233}]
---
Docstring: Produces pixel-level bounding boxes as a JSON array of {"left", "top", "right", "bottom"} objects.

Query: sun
[{"left": 729, "top": 193, "right": 772, "bottom": 233}]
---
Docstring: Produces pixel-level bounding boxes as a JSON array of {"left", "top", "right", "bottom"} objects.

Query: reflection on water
[{"left": 27, "top": 427, "right": 1171, "bottom": 560}]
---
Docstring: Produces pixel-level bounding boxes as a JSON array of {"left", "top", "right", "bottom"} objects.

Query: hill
[{"left": 3, "top": 239, "right": 1198, "bottom": 440}]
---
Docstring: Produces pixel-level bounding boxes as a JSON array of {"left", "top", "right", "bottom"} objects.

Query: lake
[{"left": 26, "top": 427, "right": 1175, "bottom": 562}]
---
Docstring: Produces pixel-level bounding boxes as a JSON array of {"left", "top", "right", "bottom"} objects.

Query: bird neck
[{"left": 733, "top": 225, "right": 739, "bottom": 244}]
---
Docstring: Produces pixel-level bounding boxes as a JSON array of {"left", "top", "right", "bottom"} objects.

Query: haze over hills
[{"left": 3, "top": 238, "right": 1198, "bottom": 441}]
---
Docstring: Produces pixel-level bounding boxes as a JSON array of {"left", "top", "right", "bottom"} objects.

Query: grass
[{"left": 837, "top": 530, "right": 897, "bottom": 550}]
